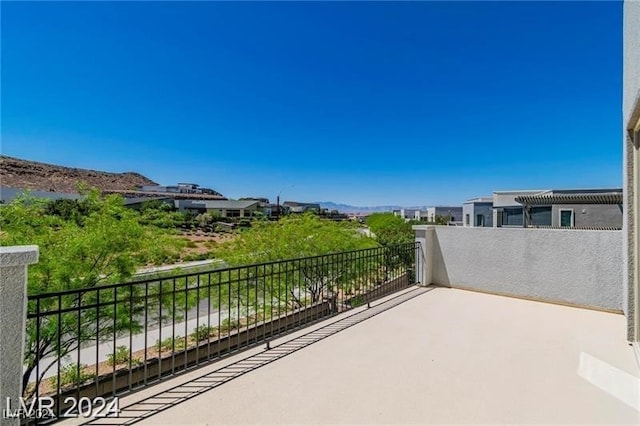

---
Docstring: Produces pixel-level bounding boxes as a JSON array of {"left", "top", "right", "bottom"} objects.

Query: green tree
[
  {"left": 43, "top": 198, "right": 92, "bottom": 225},
  {"left": 365, "top": 213, "right": 416, "bottom": 278},
  {"left": 214, "top": 213, "right": 380, "bottom": 310},
  {"left": 365, "top": 212, "right": 413, "bottom": 246},
  {"left": 0, "top": 190, "right": 186, "bottom": 396},
  {"left": 434, "top": 214, "right": 453, "bottom": 225},
  {"left": 216, "top": 213, "right": 378, "bottom": 264},
  {"left": 138, "top": 200, "right": 187, "bottom": 229}
]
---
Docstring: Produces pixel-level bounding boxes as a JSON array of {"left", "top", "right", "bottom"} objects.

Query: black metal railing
[{"left": 24, "top": 242, "right": 421, "bottom": 422}]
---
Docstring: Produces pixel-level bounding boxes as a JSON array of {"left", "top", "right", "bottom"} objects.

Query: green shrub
[
  {"left": 190, "top": 325, "right": 215, "bottom": 341},
  {"left": 220, "top": 318, "right": 240, "bottom": 332},
  {"left": 350, "top": 295, "right": 364, "bottom": 307},
  {"left": 51, "top": 364, "right": 95, "bottom": 389},
  {"left": 155, "top": 336, "right": 187, "bottom": 352},
  {"left": 107, "top": 345, "right": 133, "bottom": 366}
]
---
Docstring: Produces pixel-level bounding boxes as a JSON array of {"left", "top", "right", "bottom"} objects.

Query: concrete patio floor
[{"left": 71, "top": 286, "right": 640, "bottom": 425}]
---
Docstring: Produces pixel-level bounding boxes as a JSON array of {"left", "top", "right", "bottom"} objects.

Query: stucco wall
[
  {"left": 493, "top": 193, "right": 520, "bottom": 208},
  {"left": 462, "top": 203, "right": 473, "bottom": 226},
  {"left": 550, "top": 204, "right": 623, "bottom": 228},
  {"left": 474, "top": 203, "right": 493, "bottom": 227},
  {"left": 493, "top": 191, "right": 542, "bottom": 208},
  {"left": 463, "top": 203, "right": 493, "bottom": 227},
  {"left": 623, "top": 0, "right": 640, "bottom": 340},
  {"left": 624, "top": 1, "right": 640, "bottom": 125},
  {"left": 0, "top": 246, "right": 39, "bottom": 425},
  {"left": 414, "top": 226, "right": 622, "bottom": 312}
]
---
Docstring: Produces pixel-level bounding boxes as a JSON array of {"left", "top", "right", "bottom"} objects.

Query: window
[
  {"left": 475, "top": 214, "right": 485, "bottom": 227},
  {"left": 502, "top": 208, "right": 523, "bottom": 226},
  {"left": 226, "top": 209, "right": 241, "bottom": 218},
  {"left": 465, "top": 214, "right": 470, "bottom": 226},
  {"left": 559, "top": 209, "right": 574, "bottom": 227},
  {"left": 530, "top": 207, "right": 552, "bottom": 226}
]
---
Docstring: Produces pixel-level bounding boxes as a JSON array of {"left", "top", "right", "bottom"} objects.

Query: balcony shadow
[{"left": 79, "top": 286, "right": 434, "bottom": 425}]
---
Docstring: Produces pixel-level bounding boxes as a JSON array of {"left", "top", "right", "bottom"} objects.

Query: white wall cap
[{"left": 0, "top": 246, "right": 39, "bottom": 267}]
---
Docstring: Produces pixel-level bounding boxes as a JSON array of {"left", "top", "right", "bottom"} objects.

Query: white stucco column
[
  {"left": 413, "top": 225, "right": 435, "bottom": 286},
  {"left": 624, "top": 0, "right": 640, "bottom": 345},
  {"left": 0, "top": 246, "right": 39, "bottom": 425}
]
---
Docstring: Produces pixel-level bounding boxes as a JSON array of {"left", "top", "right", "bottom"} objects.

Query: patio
[{"left": 68, "top": 285, "right": 639, "bottom": 425}]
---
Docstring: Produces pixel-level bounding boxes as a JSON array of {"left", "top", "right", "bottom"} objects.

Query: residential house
[
  {"left": 348, "top": 213, "right": 369, "bottom": 222},
  {"left": 492, "top": 188, "right": 623, "bottom": 228},
  {"left": 177, "top": 183, "right": 201, "bottom": 194},
  {"left": 515, "top": 189, "right": 623, "bottom": 228},
  {"left": 462, "top": 197, "right": 493, "bottom": 227},
  {"left": 425, "top": 206, "right": 463, "bottom": 225},
  {"left": 268, "top": 203, "right": 289, "bottom": 217},
  {"left": 392, "top": 208, "right": 420, "bottom": 220},
  {"left": 413, "top": 210, "right": 429, "bottom": 221},
  {"left": 492, "top": 190, "right": 543, "bottom": 227},
  {"left": 139, "top": 183, "right": 202, "bottom": 194},
  {"left": 0, "top": 187, "right": 82, "bottom": 204},
  {"left": 239, "top": 197, "right": 272, "bottom": 216},
  {"left": 137, "top": 183, "right": 224, "bottom": 197},
  {"left": 122, "top": 196, "right": 175, "bottom": 210},
  {"left": 175, "top": 199, "right": 261, "bottom": 218},
  {"left": 282, "top": 201, "right": 321, "bottom": 214}
]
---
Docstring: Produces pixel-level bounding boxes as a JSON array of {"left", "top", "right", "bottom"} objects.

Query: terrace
[
  {"left": 41, "top": 226, "right": 634, "bottom": 426},
  {"left": 2, "top": 223, "right": 639, "bottom": 425},
  {"left": 62, "top": 285, "right": 638, "bottom": 425}
]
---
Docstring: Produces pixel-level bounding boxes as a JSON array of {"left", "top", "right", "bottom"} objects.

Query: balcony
[
  {"left": 60, "top": 284, "right": 638, "bottom": 425},
  {"left": 16, "top": 244, "right": 419, "bottom": 424},
  {"left": 4, "top": 225, "right": 640, "bottom": 425}
]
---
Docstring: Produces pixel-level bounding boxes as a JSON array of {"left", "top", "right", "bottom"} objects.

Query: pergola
[{"left": 514, "top": 192, "right": 623, "bottom": 228}]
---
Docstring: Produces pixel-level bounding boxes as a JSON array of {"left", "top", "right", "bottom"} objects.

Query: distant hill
[
  {"left": 0, "top": 155, "right": 158, "bottom": 194},
  {"left": 317, "top": 201, "right": 427, "bottom": 214}
]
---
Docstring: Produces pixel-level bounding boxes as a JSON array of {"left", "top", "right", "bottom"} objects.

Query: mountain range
[{"left": 316, "top": 201, "right": 427, "bottom": 214}]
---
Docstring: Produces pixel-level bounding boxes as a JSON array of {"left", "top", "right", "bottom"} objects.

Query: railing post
[
  {"left": 0, "top": 246, "right": 39, "bottom": 425},
  {"left": 412, "top": 226, "right": 434, "bottom": 286}
]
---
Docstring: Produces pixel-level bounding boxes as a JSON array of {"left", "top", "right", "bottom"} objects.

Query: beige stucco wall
[
  {"left": 0, "top": 246, "right": 39, "bottom": 425},
  {"left": 624, "top": 1, "right": 640, "bottom": 124},
  {"left": 414, "top": 226, "right": 623, "bottom": 312},
  {"left": 624, "top": 0, "right": 640, "bottom": 341}
]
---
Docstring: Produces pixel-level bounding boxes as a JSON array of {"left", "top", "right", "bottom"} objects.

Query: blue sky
[{"left": 1, "top": 1, "right": 622, "bottom": 206}]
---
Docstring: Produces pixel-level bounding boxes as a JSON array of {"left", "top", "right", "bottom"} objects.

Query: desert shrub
[
  {"left": 155, "top": 336, "right": 187, "bottom": 352},
  {"left": 106, "top": 345, "right": 135, "bottom": 366},
  {"left": 50, "top": 364, "right": 95, "bottom": 389},
  {"left": 190, "top": 325, "right": 216, "bottom": 341}
]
